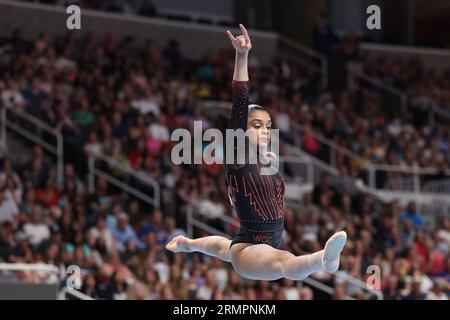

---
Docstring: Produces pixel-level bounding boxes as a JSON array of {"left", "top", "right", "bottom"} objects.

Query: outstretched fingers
[
  {"left": 227, "top": 25, "right": 251, "bottom": 52},
  {"left": 227, "top": 30, "right": 236, "bottom": 42},
  {"left": 239, "top": 24, "right": 249, "bottom": 40}
]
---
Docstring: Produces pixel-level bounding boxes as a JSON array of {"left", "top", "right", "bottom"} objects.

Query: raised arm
[
  {"left": 227, "top": 24, "right": 252, "bottom": 130},
  {"left": 227, "top": 24, "right": 251, "bottom": 81}
]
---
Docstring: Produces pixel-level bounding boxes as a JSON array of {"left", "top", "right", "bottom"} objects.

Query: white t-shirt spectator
[
  {"left": 1, "top": 88, "right": 25, "bottom": 108},
  {"left": 23, "top": 222, "right": 50, "bottom": 247},
  {"left": 84, "top": 142, "right": 102, "bottom": 156},
  {"left": 196, "top": 285, "right": 213, "bottom": 300},
  {"left": 197, "top": 199, "right": 225, "bottom": 219},
  {"left": 426, "top": 291, "right": 448, "bottom": 300},
  {"left": 148, "top": 123, "right": 170, "bottom": 142},
  {"left": 4, "top": 188, "right": 23, "bottom": 205},
  {"left": 54, "top": 57, "right": 76, "bottom": 71},
  {"left": 131, "top": 98, "right": 160, "bottom": 115},
  {"left": 154, "top": 261, "right": 170, "bottom": 284},
  {"left": 275, "top": 111, "right": 290, "bottom": 133},
  {"left": 0, "top": 198, "right": 19, "bottom": 223},
  {"left": 88, "top": 227, "right": 117, "bottom": 253},
  {"left": 283, "top": 287, "right": 300, "bottom": 300},
  {"left": 212, "top": 268, "right": 228, "bottom": 291}
]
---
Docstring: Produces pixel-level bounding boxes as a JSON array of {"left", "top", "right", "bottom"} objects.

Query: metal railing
[
  {"left": 186, "top": 204, "right": 237, "bottom": 239},
  {"left": 88, "top": 151, "right": 160, "bottom": 208},
  {"left": 360, "top": 71, "right": 450, "bottom": 123},
  {"left": 0, "top": 103, "right": 163, "bottom": 208},
  {"left": 424, "top": 178, "right": 450, "bottom": 194},
  {"left": 278, "top": 35, "right": 328, "bottom": 89},
  {"left": 278, "top": 155, "right": 315, "bottom": 185},
  {"left": 429, "top": 105, "right": 450, "bottom": 124},
  {"left": 348, "top": 70, "right": 408, "bottom": 113},
  {"left": 360, "top": 42, "right": 450, "bottom": 69},
  {"left": 368, "top": 164, "right": 450, "bottom": 193},
  {"left": 0, "top": 262, "right": 59, "bottom": 275},
  {"left": 0, "top": 263, "right": 95, "bottom": 300},
  {"left": 290, "top": 123, "right": 371, "bottom": 169},
  {"left": 290, "top": 122, "right": 450, "bottom": 195},
  {"left": 298, "top": 276, "right": 355, "bottom": 300},
  {"left": 334, "top": 270, "right": 383, "bottom": 300},
  {"left": 0, "top": 105, "right": 63, "bottom": 184}
]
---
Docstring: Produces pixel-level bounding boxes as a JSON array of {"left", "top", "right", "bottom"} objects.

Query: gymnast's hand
[{"left": 227, "top": 24, "right": 252, "bottom": 53}]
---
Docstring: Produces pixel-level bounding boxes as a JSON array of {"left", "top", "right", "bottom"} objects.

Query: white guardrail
[{"left": 0, "top": 263, "right": 94, "bottom": 300}]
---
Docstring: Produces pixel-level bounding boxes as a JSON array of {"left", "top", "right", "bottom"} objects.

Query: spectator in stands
[
  {"left": 81, "top": 273, "right": 100, "bottom": 299},
  {"left": 1, "top": 79, "right": 25, "bottom": 109},
  {"left": 89, "top": 215, "right": 117, "bottom": 253},
  {"left": 299, "top": 286, "right": 314, "bottom": 300},
  {"left": 0, "top": 221, "right": 15, "bottom": 262},
  {"left": 281, "top": 279, "right": 299, "bottom": 300},
  {"left": 22, "top": 206, "right": 50, "bottom": 249},
  {"left": 426, "top": 280, "right": 448, "bottom": 300},
  {"left": 0, "top": 189, "right": 19, "bottom": 227},
  {"left": 382, "top": 274, "right": 402, "bottom": 300},
  {"left": 313, "top": 172, "right": 336, "bottom": 205},
  {"left": 403, "top": 277, "right": 426, "bottom": 300},
  {"left": 110, "top": 212, "right": 145, "bottom": 251},
  {"left": 400, "top": 202, "right": 424, "bottom": 228},
  {"left": 163, "top": 216, "right": 187, "bottom": 244}
]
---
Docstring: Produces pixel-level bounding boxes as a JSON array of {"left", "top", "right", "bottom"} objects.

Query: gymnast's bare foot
[{"left": 166, "top": 235, "right": 192, "bottom": 253}]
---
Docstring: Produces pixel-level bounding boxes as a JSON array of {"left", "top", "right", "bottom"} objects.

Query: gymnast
[{"left": 167, "top": 24, "right": 347, "bottom": 281}]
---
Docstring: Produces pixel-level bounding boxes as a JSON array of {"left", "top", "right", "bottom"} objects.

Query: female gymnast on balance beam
[{"left": 167, "top": 24, "right": 347, "bottom": 281}]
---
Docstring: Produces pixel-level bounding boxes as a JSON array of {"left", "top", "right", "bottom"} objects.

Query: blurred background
[{"left": 0, "top": 0, "right": 448, "bottom": 300}]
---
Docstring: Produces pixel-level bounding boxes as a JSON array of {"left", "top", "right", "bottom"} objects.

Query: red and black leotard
[{"left": 225, "top": 80, "right": 286, "bottom": 249}]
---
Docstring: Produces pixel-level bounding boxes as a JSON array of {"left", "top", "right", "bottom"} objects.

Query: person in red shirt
[{"left": 35, "top": 178, "right": 60, "bottom": 208}]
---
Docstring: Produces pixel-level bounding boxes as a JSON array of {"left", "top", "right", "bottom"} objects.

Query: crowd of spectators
[{"left": 0, "top": 27, "right": 449, "bottom": 300}]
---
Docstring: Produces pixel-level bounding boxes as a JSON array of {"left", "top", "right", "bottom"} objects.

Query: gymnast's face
[{"left": 247, "top": 109, "right": 271, "bottom": 149}]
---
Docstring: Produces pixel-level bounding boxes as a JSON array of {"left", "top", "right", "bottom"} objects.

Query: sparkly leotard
[{"left": 225, "top": 80, "right": 286, "bottom": 248}]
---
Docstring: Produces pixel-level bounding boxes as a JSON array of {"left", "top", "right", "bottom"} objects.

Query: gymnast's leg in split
[{"left": 166, "top": 232, "right": 347, "bottom": 281}]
